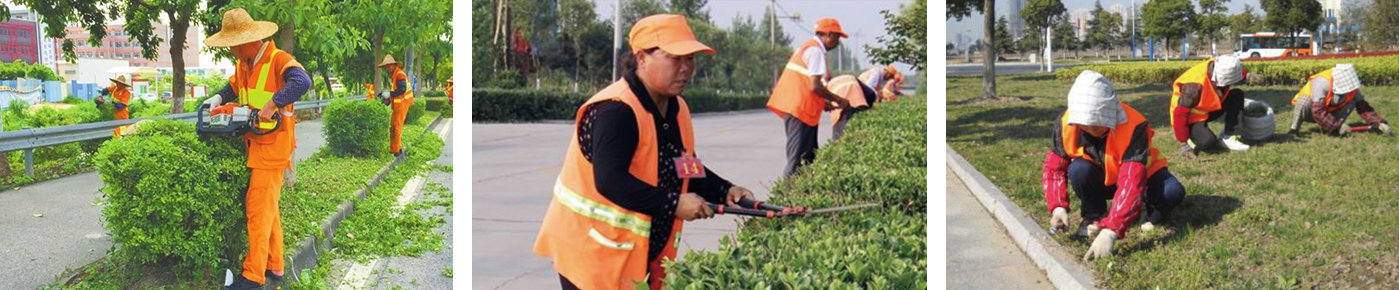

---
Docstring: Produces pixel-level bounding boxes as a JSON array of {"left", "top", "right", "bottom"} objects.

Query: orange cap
[
  {"left": 814, "top": 18, "right": 848, "bottom": 38},
  {"left": 629, "top": 14, "right": 716, "bottom": 55},
  {"left": 884, "top": 65, "right": 897, "bottom": 75}
]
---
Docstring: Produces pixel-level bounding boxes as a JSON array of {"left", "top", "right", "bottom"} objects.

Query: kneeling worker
[
  {"left": 1171, "top": 55, "right": 1250, "bottom": 158},
  {"left": 1288, "top": 63, "right": 1392, "bottom": 137},
  {"left": 1043, "top": 71, "right": 1187, "bottom": 261}
]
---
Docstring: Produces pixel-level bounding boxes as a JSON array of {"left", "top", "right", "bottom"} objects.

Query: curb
[
  {"left": 946, "top": 147, "right": 1097, "bottom": 290},
  {"left": 280, "top": 116, "right": 445, "bottom": 286}
]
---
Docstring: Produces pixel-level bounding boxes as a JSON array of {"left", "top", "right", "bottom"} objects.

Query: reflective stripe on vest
[
  {"left": 1293, "top": 69, "right": 1357, "bottom": 111},
  {"left": 1170, "top": 59, "right": 1227, "bottom": 125},
  {"left": 785, "top": 62, "right": 814, "bottom": 76},
  {"left": 238, "top": 50, "right": 280, "bottom": 130},
  {"left": 1059, "top": 102, "right": 1168, "bottom": 186},
  {"left": 552, "top": 179, "right": 651, "bottom": 238}
]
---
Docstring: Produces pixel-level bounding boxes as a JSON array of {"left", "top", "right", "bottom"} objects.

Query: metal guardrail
[{"left": 0, "top": 96, "right": 363, "bottom": 177}]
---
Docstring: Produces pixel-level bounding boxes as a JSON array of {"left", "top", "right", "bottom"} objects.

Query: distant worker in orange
[
  {"left": 377, "top": 55, "right": 415, "bottom": 156},
  {"left": 96, "top": 75, "right": 133, "bottom": 120},
  {"left": 766, "top": 18, "right": 851, "bottom": 177}
]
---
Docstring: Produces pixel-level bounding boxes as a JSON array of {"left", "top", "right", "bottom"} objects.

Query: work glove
[
  {"left": 1083, "top": 229, "right": 1117, "bottom": 261},
  {"left": 1176, "top": 143, "right": 1195, "bottom": 160},
  {"left": 113, "top": 102, "right": 126, "bottom": 110},
  {"left": 1048, "top": 207, "right": 1070, "bottom": 235},
  {"left": 1339, "top": 124, "right": 1352, "bottom": 137},
  {"left": 1380, "top": 123, "right": 1394, "bottom": 137},
  {"left": 379, "top": 91, "right": 390, "bottom": 99},
  {"left": 202, "top": 95, "right": 223, "bottom": 108}
]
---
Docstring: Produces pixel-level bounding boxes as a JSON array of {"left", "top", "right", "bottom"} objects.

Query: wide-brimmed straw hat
[
  {"left": 109, "top": 75, "right": 130, "bottom": 87},
  {"left": 203, "top": 8, "right": 278, "bottom": 48},
  {"left": 377, "top": 55, "right": 400, "bottom": 68}
]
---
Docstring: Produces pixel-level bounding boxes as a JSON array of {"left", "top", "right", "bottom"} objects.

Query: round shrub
[
  {"left": 405, "top": 99, "right": 427, "bottom": 125},
  {"left": 94, "top": 119, "right": 249, "bottom": 272},
  {"left": 324, "top": 98, "right": 391, "bottom": 157}
]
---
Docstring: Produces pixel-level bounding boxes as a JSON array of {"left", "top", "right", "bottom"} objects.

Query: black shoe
[
  {"left": 266, "top": 270, "right": 284, "bottom": 282},
  {"left": 223, "top": 274, "right": 264, "bottom": 290}
]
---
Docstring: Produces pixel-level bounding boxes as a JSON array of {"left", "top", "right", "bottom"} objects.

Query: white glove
[
  {"left": 379, "top": 91, "right": 390, "bottom": 99},
  {"left": 1141, "top": 222, "right": 1157, "bottom": 232},
  {"left": 1339, "top": 124, "right": 1352, "bottom": 137},
  {"left": 203, "top": 95, "right": 223, "bottom": 108},
  {"left": 1083, "top": 229, "right": 1117, "bottom": 261},
  {"left": 1048, "top": 207, "right": 1070, "bottom": 235},
  {"left": 1380, "top": 123, "right": 1393, "bottom": 137}
]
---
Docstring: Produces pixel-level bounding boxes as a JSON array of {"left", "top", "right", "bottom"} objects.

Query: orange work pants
[
  {"left": 390, "top": 98, "right": 412, "bottom": 154},
  {"left": 241, "top": 168, "right": 285, "bottom": 284}
]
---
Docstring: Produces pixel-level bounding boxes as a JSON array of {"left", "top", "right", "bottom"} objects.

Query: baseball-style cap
[
  {"left": 629, "top": 14, "right": 715, "bottom": 55},
  {"left": 814, "top": 18, "right": 848, "bottom": 38}
]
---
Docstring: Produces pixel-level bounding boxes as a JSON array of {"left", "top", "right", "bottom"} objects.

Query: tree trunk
[
  {"left": 277, "top": 0, "right": 297, "bottom": 54},
  {"left": 168, "top": 10, "right": 189, "bottom": 114},
  {"left": 981, "top": 0, "right": 996, "bottom": 100}
]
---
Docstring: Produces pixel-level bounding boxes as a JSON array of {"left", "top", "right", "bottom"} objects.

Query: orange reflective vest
[
  {"left": 534, "top": 80, "right": 695, "bottom": 290},
  {"left": 389, "top": 68, "right": 415, "bottom": 104},
  {"left": 229, "top": 40, "right": 302, "bottom": 170},
  {"left": 827, "top": 75, "right": 868, "bottom": 124},
  {"left": 1292, "top": 69, "right": 1357, "bottom": 112},
  {"left": 1170, "top": 59, "right": 1231, "bottom": 125},
  {"left": 365, "top": 84, "right": 376, "bottom": 100},
  {"left": 767, "top": 39, "right": 829, "bottom": 126},
  {"left": 107, "top": 86, "right": 131, "bottom": 120},
  {"left": 1059, "top": 102, "right": 1168, "bottom": 186}
]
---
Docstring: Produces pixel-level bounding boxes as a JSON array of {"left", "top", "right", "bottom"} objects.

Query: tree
[
  {"left": 759, "top": 5, "right": 792, "bottom": 47},
  {"left": 1086, "top": 1, "right": 1123, "bottom": 56},
  {"left": 1342, "top": 0, "right": 1371, "bottom": 51},
  {"left": 1197, "top": 0, "right": 1231, "bottom": 55},
  {"left": 994, "top": 16, "right": 1015, "bottom": 55},
  {"left": 668, "top": 0, "right": 710, "bottom": 22},
  {"left": 946, "top": 0, "right": 991, "bottom": 99},
  {"left": 1022, "top": 0, "right": 1065, "bottom": 68},
  {"left": 1261, "top": 0, "right": 1322, "bottom": 38},
  {"left": 1141, "top": 0, "right": 1195, "bottom": 58},
  {"left": 868, "top": 0, "right": 926, "bottom": 70},
  {"left": 1364, "top": 0, "right": 1399, "bottom": 50},
  {"left": 560, "top": 0, "right": 598, "bottom": 82},
  {"left": 1053, "top": 12, "right": 1079, "bottom": 58},
  {"left": 221, "top": 0, "right": 371, "bottom": 101}
]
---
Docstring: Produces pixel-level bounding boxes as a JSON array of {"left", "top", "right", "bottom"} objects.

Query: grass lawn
[{"left": 948, "top": 73, "right": 1399, "bottom": 289}]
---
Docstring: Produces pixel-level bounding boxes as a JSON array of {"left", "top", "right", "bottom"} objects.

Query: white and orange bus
[{"left": 1233, "top": 32, "right": 1315, "bottom": 59}]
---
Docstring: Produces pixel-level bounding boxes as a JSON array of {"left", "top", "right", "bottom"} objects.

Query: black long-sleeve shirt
[
  {"left": 391, "top": 79, "right": 408, "bottom": 98},
  {"left": 579, "top": 69, "right": 732, "bottom": 262}
]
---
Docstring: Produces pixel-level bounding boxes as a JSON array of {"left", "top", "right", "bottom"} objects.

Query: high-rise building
[{"left": 1009, "top": 0, "right": 1025, "bottom": 39}]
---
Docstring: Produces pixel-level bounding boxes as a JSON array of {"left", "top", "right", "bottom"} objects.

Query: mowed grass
[{"left": 948, "top": 73, "right": 1399, "bottom": 289}]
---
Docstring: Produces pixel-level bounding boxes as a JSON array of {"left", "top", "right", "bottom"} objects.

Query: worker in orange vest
[
  {"left": 365, "top": 83, "right": 376, "bottom": 100},
  {"left": 534, "top": 14, "right": 759, "bottom": 290},
  {"left": 377, "top": 55, "right": 415, "bottom": 156},
  {"left": 827, "top": 75, "right": 874, "bottom": 140},
  {"left": 1170, "top": 56, "right": 1250, "bottom": 159},
  {"left": 766, "top": 18, "right": 851, "bottom": 177},
  {"left": 1287, "top": 63, "right": 1392, "bottom": 137},
  {"left": 200, "top": 8, "right": 310, "bottom": 290},
  {"left": 1044, "top": 71, "right": 1186, "bottom": 261},
  {"left": 883, "top": 70, "right": 906, "bottom": 101},
  {"left": 858, "top": 65, "right": 898, "bottom": 103},
  {"left": 444, "top": 77, "right": 456, "bottom": 106},
  {"left": 96, "top": 75, "right": 133, "bottom": 120}
]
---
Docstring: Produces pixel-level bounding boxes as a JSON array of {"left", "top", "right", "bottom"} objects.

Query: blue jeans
[{"left": 1067, "top": 158, "right": 1186, "bottom": 222}]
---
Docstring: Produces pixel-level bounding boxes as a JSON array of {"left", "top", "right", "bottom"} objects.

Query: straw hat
[
  {"left": 377, "top": 55, "right": 400, "bottom": 68},
  {"left": 204, "top": 8, "right": 278, "bottom": 48},
  {"left": 109, "top": 75, "right": 130, "bottom": 87},
  {"left": 1066, "top": 70, "right": 1127, "bottom": 128}
]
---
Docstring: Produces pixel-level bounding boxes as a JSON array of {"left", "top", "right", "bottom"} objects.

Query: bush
[
  {"left": 440, "top": 102, "right": 453, "bottom": 118},
  {"left": 420, "top": 90, "right": 447, "bottom": 98},
  {"left": 405, "top": 98, "right": 427, "bottom": 125},
  {"left": 93, "top": 119, "right": 249, "bottom": 272},
  {"left": 129, "top": 99, "right": 172, "bottom": 118},
  {"left": 422, "top": 97, "right": 447, "bottom": 112},
  {"left": 472, "top": 88, "right": 768, "bottom": 122},
  {"left": 1057, "top": 55, "right": 1399, "bottom": 86},
  {"left": 664, "top": 95, "right": 927, "bottom": 289},
  {"left": 324, "top": 98, "right": 391, "bottom": 157}
]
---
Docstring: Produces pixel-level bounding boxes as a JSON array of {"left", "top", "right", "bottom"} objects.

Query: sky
[
  {"left": 590, "top": 0, "right": 918, "bottom": 71},
  {"left": 945, "top": 0, "right": 1263, "bottom": 44}
]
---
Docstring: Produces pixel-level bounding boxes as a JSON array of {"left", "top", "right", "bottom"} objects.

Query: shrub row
[
  {"left": 472, "top": 88, "right": 768, "bottom": 122},
  {"left": 663, "top": 96, "right": 927, "bottom": 289},
  {"left": 1055, "top": 56, "right": 1399, "bottom": 86},
  {"left": 324, "top": 98, "right": 392, "bottom": 157}
]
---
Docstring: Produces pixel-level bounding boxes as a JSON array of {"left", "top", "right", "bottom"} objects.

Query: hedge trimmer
[
  {"left": 708, "top": 197, "right": 878, "bottom": 218},
  {"left": 195, "top": 103, "right": 282, "bottom": 137}
]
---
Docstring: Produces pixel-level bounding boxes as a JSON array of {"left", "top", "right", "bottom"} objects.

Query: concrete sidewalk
[
  {"left": 472, "top": 110, "right": 833, "bottom": 290},
  {"left": 946, "top": 165, "right": 1054, "bottom": 289},
  {"left": 0, "top": 119, "right": 327, "bottom": 289}
]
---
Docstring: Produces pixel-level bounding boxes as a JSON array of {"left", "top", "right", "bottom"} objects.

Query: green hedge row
[
  {"left": 472, "top": 88, "right": 768, "bottom": 122},
  {"left": 324, "top": 98, "right": 392, "bottom": 157},
  {"left": 1056, "top": 56, "right": 1399, "bottom": 86},
  {"left": 663, "top": 95, "right": 927, "bottom": 289}
]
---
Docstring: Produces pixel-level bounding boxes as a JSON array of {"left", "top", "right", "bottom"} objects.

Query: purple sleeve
[
  {"left": 272, "top": 67, "right": 311, "bottom": 107},
  {"left": 217, "top": 84, "right": 235, "bottom": 104}
]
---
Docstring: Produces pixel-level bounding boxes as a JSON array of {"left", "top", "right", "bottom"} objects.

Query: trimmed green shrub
[
  {"left": 324, "top": 98, "right": 391, "bottom": 157},
  {"left": 440, "top": 102, "right": 453, "bottom": 118},
  {"left": 93, "top": 119, "right": 249, "bottom": 272},
  {"left": 664, "top": 95, "right": 927, "bottom": 289},
  {"left": 1057, "top": 56, "right": 1399, "bottom": 86},
  {"left": 405, "top": 98, "right": 427, "bottom": 125},
  {"left": 420, "top": 90, "right": 447, "bottom": 98},
  {"left": 472, "top": 88, "right": 768, "bottom": 122},
  {"left": 422, "top": 97, "right": 447, "bottom": 112}
]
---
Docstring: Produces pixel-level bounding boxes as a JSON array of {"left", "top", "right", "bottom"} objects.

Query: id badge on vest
[{"left": 674, "top": 156, "right": 705, "bottom": 179}]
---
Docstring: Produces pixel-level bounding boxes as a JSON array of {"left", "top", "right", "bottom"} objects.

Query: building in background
[{"left": 57, "top": 23, "right": 201, "bottom": 68}]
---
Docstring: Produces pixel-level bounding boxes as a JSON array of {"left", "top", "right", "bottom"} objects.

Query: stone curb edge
[{"left": 946, "top": 147, "right": 1096, "bottom": 290}]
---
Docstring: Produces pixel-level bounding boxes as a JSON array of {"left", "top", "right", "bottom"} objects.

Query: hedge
[
  {"left": 324, "top": 98, "right": 391, "bottom": 157},
  {"left": 663, "top": 95, "right": 927, "bottom": 289},
  {"left": 93, "top": 119, "right": 249, "bottom": 273},
  {"left": 472, "top": 88, "right": 768, "bottom": 122},
  {"left": 422, "top": 97, "right": 447, "bottom": 112},
  {"left": 405, "top": 98, "right": 427, "bottom": 125},
  {"left": 1056, "top": 56, "right": 1399, "bottom": 86}
]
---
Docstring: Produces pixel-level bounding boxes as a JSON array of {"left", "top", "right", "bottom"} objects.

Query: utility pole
[
  {"left": 1131, "top": 0, "right": 1136, "bottom": 59},
  {"left": 612, "top": 0, "right": 623, "bottom": 81}
]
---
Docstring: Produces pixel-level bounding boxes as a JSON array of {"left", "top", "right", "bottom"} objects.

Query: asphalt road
[
  {"left": 0, "top": 119, "right": 327, "bottom": 289},
  {"left": 472, "top": 110, "right": 835, "bottom": 290}
]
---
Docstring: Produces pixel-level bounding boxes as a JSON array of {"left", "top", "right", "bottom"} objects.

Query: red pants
[{"left": 241, "top": 168, "right": 285, "bottom": 284}]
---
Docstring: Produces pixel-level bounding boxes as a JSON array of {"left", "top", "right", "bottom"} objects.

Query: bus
[{"left": 1234, "top": 33, "right": 1315, "bottom": 59}]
